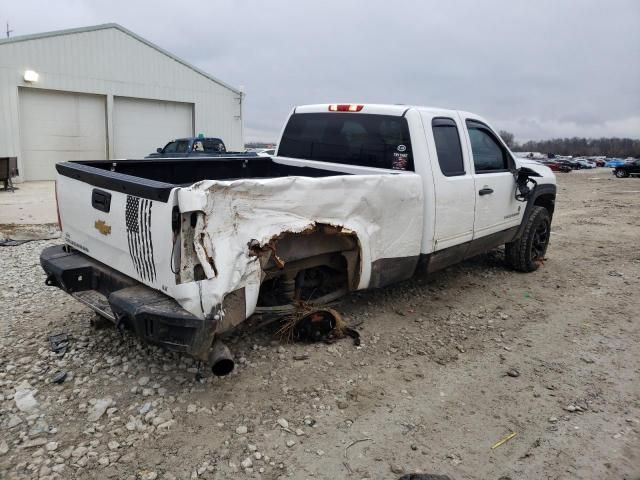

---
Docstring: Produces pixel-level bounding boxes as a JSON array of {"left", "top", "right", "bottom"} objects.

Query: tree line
[{"left": 498, "top": 131, "right": 640, "bottom": 158}]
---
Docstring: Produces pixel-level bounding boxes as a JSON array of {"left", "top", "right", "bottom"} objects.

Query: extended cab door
[
  {"left": 462, "top": 118, "right": 523, "bottom": 239},
  {"left": 420, "top": 112, "right": 476, "bottom": 251}
]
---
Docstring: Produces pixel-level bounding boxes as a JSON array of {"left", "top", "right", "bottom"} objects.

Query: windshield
[{"left": 278, "top": 112, "right": 413, "bottom": 170}]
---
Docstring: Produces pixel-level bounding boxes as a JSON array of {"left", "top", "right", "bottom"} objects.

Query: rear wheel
[
  {"left": 615, "top": 169, "right": 629, "bottom": 178},
  {"left": 505, "top": 206, "right": 551, "bottom": 272}
]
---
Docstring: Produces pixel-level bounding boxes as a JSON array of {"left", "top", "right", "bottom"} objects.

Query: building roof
[{"left": 0, "top": 23, "right": 242, "bottom": 95}]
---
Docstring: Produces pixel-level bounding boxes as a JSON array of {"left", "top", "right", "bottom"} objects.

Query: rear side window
[
  {"left": 466, "top": 121, "right": 510, "bottom": 172},
  {"left": 204, "top": 139, "right": 226, "bottom": 153},
  {"left": 278, "top": 113, "right": 414, "bottom": 170},
  {"left": 432, "top": 118, "right": 465, "bottom": 176}
]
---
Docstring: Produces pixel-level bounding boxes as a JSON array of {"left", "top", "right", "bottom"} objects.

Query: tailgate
[{"left": 56, "top": 166, "right": 178, "bottom": 292}]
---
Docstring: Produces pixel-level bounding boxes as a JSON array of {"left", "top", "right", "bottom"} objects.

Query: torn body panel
[{"left": 174, "top": 174, "right": 424, "bottom": 333}]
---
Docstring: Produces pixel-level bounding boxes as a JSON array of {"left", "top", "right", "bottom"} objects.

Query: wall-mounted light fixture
[{"left": 23, "top": 70, "right": 39, "bottom": 82}]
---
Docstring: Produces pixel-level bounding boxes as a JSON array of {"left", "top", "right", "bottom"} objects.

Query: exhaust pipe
[{"left": 209, "top": 340, "right": 234, "bottom": 376}]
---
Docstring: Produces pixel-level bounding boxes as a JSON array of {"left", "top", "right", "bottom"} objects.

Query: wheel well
[
  {"left": 248, "top": 223, "right": 361, "bottom": 305},
  {"left": 534, "top": 194, "right": 555, "bottom": 219}
]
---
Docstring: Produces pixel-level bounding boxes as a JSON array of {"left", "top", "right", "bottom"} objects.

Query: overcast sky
[{"left": 3, "top": 0, "right": 639, "bottom": 142}]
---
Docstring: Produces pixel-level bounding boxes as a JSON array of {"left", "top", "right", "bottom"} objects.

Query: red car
[{"left": 541, "top": 160, "right": 572, "bottom": 172}]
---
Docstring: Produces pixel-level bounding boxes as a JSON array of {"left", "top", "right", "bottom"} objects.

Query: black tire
[
  {"left": 505, "top": 206, "right": 551, "bottom": 272},
  {"left": 615, "top": 169, "right": 629, "bottom": 178}
]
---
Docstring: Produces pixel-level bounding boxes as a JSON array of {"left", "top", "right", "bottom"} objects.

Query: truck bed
[{"left": 57, "top": 156, "right": 348, "bottom": 201}]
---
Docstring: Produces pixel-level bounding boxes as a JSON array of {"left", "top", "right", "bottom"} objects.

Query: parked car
[
  {"left": 541, "top": 160, "right": 572, "bottom": 172},
  {"left": 146, "top": 137, "right": 256, "bottom": 159},
  {"left": 605, "top": 158, "right": 626, "bottom": 168},
  {"left": 613, "top": 159, "right": 640, "bottom": 178},
  {"left": 556, "top": 159, "right": 581, "bottom": 170},
  {"left": 575, "top": 158, "right": 596, "bottom": 169},
  {"left": 41, "top": 103, "right": 556, "bottom": 376}
]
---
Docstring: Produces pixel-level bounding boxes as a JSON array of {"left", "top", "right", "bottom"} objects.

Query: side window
[
  {"left": 432, "top": 118, "right": 465, "bottom": 176},
  {"left": 175, "top": 140, "right": 190, "bottom": 153},
  {"left": 163, "top": 142, "right": 177, "bottom": 153},
  {"left": 466, "top": 121, "right": 509, "bottom": 172},
  {"left": 204, "top": 139, "right": 226, "bottom": 153}
]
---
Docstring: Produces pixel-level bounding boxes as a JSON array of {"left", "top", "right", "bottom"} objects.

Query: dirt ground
[{"left": 1, "top": 169, "right": 639, "bottom": 480}]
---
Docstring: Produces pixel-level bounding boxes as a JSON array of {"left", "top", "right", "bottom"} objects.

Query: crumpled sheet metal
[{"left": 172, "top": 173, "right": 424, "bottom": 324}]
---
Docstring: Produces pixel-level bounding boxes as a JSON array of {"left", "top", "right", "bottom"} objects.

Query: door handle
[
  {"left": 92, "top": 189, "right": 111, "bottom": 213},
  {"left": 478, "top": 188, "right": 494, "bottom": 196}
]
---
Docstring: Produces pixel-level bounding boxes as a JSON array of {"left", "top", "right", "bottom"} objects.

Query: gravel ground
[{"left": 1, "top": 169, "right": 639, "bottom": 480}]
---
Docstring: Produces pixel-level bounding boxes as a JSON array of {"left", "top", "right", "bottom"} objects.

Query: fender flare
[{"left": 513, "top": 183, "right": 557, "bottom": 241}]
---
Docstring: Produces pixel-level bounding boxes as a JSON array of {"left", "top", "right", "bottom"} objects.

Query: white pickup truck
[{"left": 41, "top": 103, "right": 556, "bottom": 375}]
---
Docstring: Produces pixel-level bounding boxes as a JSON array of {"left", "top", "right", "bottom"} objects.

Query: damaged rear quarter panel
[{"left": 170, "top": 173, "right": 424, "bottom": 325}]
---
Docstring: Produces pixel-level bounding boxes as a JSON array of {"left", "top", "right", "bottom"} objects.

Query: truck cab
[{"left": 277, "top": 104, "right": 555, "bottom": 269}]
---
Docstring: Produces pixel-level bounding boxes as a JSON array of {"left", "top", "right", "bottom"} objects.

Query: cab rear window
[{"left": 278, "top": 113, "right": 413, "bottom": 171}]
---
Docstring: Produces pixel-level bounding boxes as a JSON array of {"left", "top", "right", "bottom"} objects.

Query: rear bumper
[{"left": 40, "top": 245, "right": 217, "bottom": 360}]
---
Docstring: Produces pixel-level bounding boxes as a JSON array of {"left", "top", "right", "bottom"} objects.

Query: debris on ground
[
  {"left": 398, "top": 475, "right": 455, "bottom": 480},
  {"left": 491, "top": 432, "right": 517, "bottom": 449},
  {"left": 506, "top": 368, "right": 520, "bottom": 378},
  {"left": 51, "top": 371, "right": 67, "bottom": 384},
  {"left": 48, "top": 332, "right": 69, "bottom": 354},
  {"left": 276, "top": 307, "right": 361, "bottom": 346}
]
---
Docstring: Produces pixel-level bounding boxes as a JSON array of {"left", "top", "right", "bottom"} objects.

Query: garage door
[
  {"left": 19, "top": 88, "right": 107, "bottom": 181},
  {"left": 113, "top": 97, "right": 193, "bottom": 159}
]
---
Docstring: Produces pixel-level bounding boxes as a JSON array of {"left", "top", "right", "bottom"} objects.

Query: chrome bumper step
[{"left": 72, "top": 290, "right": 116, "bottom": 321}]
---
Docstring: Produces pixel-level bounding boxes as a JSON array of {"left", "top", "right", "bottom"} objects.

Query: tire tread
[{"left": 505, "top": 206, "right": 550, "bottom": 272}]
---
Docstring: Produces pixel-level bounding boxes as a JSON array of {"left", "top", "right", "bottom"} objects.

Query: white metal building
[{"left": 0, "top": 23, "right": 244, "bottom": 181}]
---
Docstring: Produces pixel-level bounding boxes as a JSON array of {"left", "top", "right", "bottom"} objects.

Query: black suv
[{"left": 613, "top": 159, "right": 640, "bottom": 178}]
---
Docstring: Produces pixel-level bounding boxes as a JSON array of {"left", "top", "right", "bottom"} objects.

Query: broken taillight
[{"left": 328, "top": 104, "right": 364, "bottom": 112}]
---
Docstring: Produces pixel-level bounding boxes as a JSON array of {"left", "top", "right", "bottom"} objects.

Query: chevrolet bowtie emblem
[{"left": 94, "top": 220, "right": 112, "bottom": 236}]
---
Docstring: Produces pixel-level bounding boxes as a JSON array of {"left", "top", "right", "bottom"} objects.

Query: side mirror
[{"left": 156, "top": 148, "right": 162, "bottom": 153}]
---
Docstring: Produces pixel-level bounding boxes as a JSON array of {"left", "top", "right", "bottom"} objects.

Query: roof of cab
[
  {"left": 294, "top": 103, "right": 466, "bottom": 117},
  {"left": 295, "top": 104, "right": 410, "bottom": 116},
  {"left": 174, "top": 137, "right": 223, "bottom": 142},
  {"left": 293, "top": 104, "right": 491, "bottom": 129}
]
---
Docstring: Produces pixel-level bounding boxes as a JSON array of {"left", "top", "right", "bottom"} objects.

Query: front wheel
[
  {"left": 505, "top": 206, "right": 551, "bottom": 272},
  {"left": 615, "top": 169, "right": 629, "bottom": 178}
]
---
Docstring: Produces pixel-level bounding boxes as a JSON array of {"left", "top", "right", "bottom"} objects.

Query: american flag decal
[{"left": 125, "top": 195, "right": 156, "bottom": 282}]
